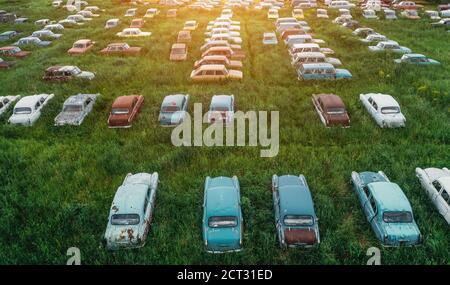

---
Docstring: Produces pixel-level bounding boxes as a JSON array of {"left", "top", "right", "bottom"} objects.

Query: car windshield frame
[
  {"left": 111, "top": 213, "right": 140, "bottom": 225},
  {"left": 284, "top": 215, "right": 314, "bottom": 226},
  {"left": 208, "top": 216, "right": 238, "bottom": 228},
  {"left": 383, "top": 211, "right": 413, "bottom": 223}
]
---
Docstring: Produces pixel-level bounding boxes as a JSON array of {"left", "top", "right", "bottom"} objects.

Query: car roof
[
  {"left": 211, "top": 95, "right": 232, "bottom": 107},
  {"left": 197, "top": 64, "right": 226, "bottom": 71},
  {"left": 368, "top": 182, "right": 412, "bottom": 212},
  {"left": 317, "top": 94, "right": 345, "bottom": 108},
  {"left": 278, "top": 175, "right": 315, "bottom": 216},
  {"left": 206, "top": 177, "right": 239, "bottom": 216},
  {"left": 112, "top": 95, "right": 138, "bottom": 108},
  {"left": 162, "top": 94, "right": 185, "bottom": 106},
  {"left": 365, "top": 93, "right": 399, "bottom": 107},
  {"left": 15, "top": 95, "right": 44, "bottom": 108},
  {"left": 63, "top": 94, "right": 90, "bottom": 105},
  {"left": 302, "top": 62, "right": 334, "bottom": 69},
  {"left": 172, "top": 43, "right": 186, "bottom": 48},
  {"left": 108, "top": 42, "right": 128, "bottom": 47}
]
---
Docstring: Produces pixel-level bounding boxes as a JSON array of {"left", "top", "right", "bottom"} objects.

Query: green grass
[{"left": 0, "top": 0, "right": 449, "bottom": 265}]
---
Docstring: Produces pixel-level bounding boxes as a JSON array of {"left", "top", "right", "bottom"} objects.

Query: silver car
[{"left": 54, "top": 94, "right": 99, "bottom": 126}]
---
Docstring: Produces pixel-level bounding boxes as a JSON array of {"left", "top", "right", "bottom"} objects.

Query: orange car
[
  {"left": 177, "top": 30, "right": 191, "bottom": 43},
  {"left": 68, "top": 39, "right": 95, "bottom": 55},
  {"left": 190, "top": 64, "right": 242, "bottom": 82},
  {"left": 130, "top": 18, "right": 145, "bottom": 28},
  {"left": 170, "top": 43, "right": 187, "bottom": 61},
  {"left": 194, "top": 55, "right": 242, "bottom": 70},
  {"left": 201, "top": 46, "right": 245, "bottom": 60}
]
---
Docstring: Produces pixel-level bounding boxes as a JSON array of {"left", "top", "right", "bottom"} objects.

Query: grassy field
[{"left": 0, "top": 0, "right": 449, "bottom": 265}]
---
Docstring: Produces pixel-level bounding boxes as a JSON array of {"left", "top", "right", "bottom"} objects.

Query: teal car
[
  {"left": 202, "top": 176, "right": 243, "bottom": 253},
  {"left": 297, "top": 63, "right": 352, "bottom": 80},
  {"left": 394, "top": 54, "right": 440, "bottom": 65},
  {"left": 351, "top": 171, "right": 422, "bottom": 246},
  {"left": 158, "top": 94, "right": 189, "bottom": 126}
]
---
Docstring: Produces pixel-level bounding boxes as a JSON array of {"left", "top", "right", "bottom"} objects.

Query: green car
[{"left": 394, "top": 54, "right": 440, "bottom": 65}]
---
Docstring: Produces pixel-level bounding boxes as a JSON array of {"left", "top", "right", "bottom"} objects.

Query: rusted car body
[
  {"left": 108, "top": 95, "right": 144, "bottom": 128},
  {"left": 68, "top": 39, "right": 95, "bottom": 55},
  {"left": 177, "top": 30, "right": 191, "bottom": 43},
  {"left": 130, "top": 18, "right": 145, "bottom": 28},
  {"left": 170, "top": 43, "right": 188, "bottom": 61},
  {"left": 42, "top": 65, "right": 95, "bottom": 81},
  {"left": 100, "top": 43, "right": 142, "bottom": 55},
  {"left": 54, "top": 94, "right": 99, "bottom": 126},
  {"left": 312, "top": 94, "right": 350, "bottom": 127},
  {"left": 0, "top": 46, "right": 30, "bottom": 58}
]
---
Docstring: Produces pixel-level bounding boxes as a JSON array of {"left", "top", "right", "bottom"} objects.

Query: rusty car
[{"left": 108, "top": 95, "right": 144, "bottom": 128}]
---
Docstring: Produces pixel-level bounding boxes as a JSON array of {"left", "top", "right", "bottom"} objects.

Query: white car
[
  {"left": 8, "top": 94, "right": 54, "bottom": 126},
  {"left": 205, "top": 28, "right": 240, "bottom": 37},
  {"left": 416, "top": 167, "right": 450, "bottom": 225},
  {"left": 32, "top": 29, "right": 62, "bottom": 39},
  {"left": 0, "top": 95, "right": 20, "bottom": 116},
  {"left": 84, "top": 6, "right": 102, "bottom": 12},
  {"left": 125, "top": 8, "right": 137, "bottom": 17},
  {"left": 116, "top": 28, "right": 152, "bottom": 37},
  {"left": 43, "top": 24, "right": 64, "bottom": 31},
  {"left": 207, "top": 33, "right": 242, "bottom": 44},
  {"left": 440, "top": 10, "right": 450, "bottom": 18},
  {"left": 368, "top": 41, "right": 411, "bottom": 53},
  {"left": 384, "top": 9, "right": 398, "bottom": 20},
  {"left": 328, "top": 1, "right": 355, "bottom": 9},
  {"left": 58, "top": 19, "right": 82, "bottom": 27},
  {"left": 207, "top": 22, "right": 240, "bottom": 31},
  {"left": 52, "top": 0, "right": 63, "bottom": 7},
  {"left": 144, "top": 8, "right": 160, "bottom": 18},
  {"left": 360, "top": 34, "right": 388, "bottom": 43},
  {"left": 35, "top": 19, "right": 52, "bottom": 26},
  {"left": 425, "top": 10, "right": 441, "bottom": 20},
  {"left": 362, "top": 9, "right": 378, "bottom": 19},
  {"left": 359, "top": 93, "right": 406, "bottom": 128},
  {"left": 105, "top": 19, "right": 120, "bottom": 29},
  {"left": 317, "top": 9, "right": 329, "bottom": 18},
  {"left": 67, "top": 14, "right": 91, "bottom": 22}
]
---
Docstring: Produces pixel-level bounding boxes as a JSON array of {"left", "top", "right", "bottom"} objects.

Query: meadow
[{"left": 0, "top": 0, "right": 449, "bottom": 264}]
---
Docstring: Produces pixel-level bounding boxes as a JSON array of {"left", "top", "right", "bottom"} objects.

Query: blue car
[
  {"left": 297, "top": 63, "right": 352, "bottom": 80},
  {"left": 158, "top": 94, "right": 189, "bottom": 126},
  {"left": 351, "top": 171, "right": 422, "bottom": 246},
  {"left": 202, "top": 176, "right": 243, "bottom": 253},
  {"left": 272, "top": 175, "right": 320, "bottom": 248},
  {"left": 0, "top": 31, "right": 19, "bottom": 41}
]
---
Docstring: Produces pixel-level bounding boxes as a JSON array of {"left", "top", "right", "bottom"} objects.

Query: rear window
[
  {"left": 14, "top": 107, "right": 32, "bottom": 114},
  {"left": 208, "top": 216, "right": 237, "bottom": 228},
  {"left": 284, "top": 215, "right": 314, "bottom": 226},
  {"left": 383, "top": 211, "right": 413, "bottom": 223},
  {"left": 111, "top": 214, "right": 140, "bottom": 225}
]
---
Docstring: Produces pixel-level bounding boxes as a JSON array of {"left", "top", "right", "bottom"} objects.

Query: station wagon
[
  {"left": 108, "top": 95, "right": 144, "bottom": 128},
  {"left": 416, "top": 167, "right": 450, "bottom": 225},
  {"left": 201, "top": 46, "right": 245, "bottom": 60},
  {"left": 14, "top": 36, "right": 51, "bottom": 47},
  {"left": 170, "top": 43, "right": 188, "bottom": 61},
  {"left": 272, "top": 174, "right": 320, "bottom": 247},
  {"left": 104, "top": 172, "right": 159, "bottom": 250},
  {"left": 43, "top": 65, "right": 95, "bottom": 81},
  {"left": 312, "top": 93, "right": 350, "bottom": 127},
  {"left": 0, "top": 95, "right": 20, "bottom": 116},
  {"left": 360, "top": 93, "right": 405, "bottom": 128},
  {"left": 68, "top": 39, "right": 95, "bottom": 55},
  {"left": 368, "top": 41, "right": 411, "bottom": 54},
  {"left": 298, "top": 63, "right": 351, "bottom": 80},
  {"left": 100, "top": 43, "right": 142, "bottom": 56},
  {"left": 190, "top": 64, "right": 243, "bottom": 82},
  {"left": 130, "top": 19, "right": 145, "bottom": 29},
  {"left": 8, "top": 94, "right": 54, "bottom": 126},
  {"left": 158, "top": 94, "right": 189, "bottom": 126},
  {"left": 351, "top": 171, "right": 422, "bottom": 246},
  {"left": 207, "top": 95, "right": 235, "bottom": 124},
  {"left": 194, "top": 55, "right": 242, "bottom": 69},
  {"left": 54, "top": 94, "right": 99, "bottom": 126},
  {"left": 394, "top": 53, "right": 440, "bottom": 65},
  {"left": 291, "top": 52, "right": 341, "bottom": 68},
  {"left": 0, "top": 46, "right": 30, "bottom": 58},
  {"left": 202, "top": 176, "right": 243, "bottom": 253}
]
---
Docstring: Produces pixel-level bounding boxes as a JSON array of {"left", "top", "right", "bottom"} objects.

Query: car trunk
[{"left": 284, "top": 228, "right": 317, "bottom": 246}]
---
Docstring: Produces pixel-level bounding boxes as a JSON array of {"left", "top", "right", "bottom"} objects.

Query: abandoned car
[
  {"left": 0, "top": 46, "right": 30, "bottom": 58},
  {"left": 297, "top": 63, "right": 352, "bottom": 80},
  {"left": 108, "top": 95, "right": 144, "bottom": 128},
  {"left": 291, "top": 52, "right": 342, "bottom": 68},
  {"left": 144, "top": 8, "right": 160, "bottom": 18},
  {"left": 195, "top": 55, "right": 242, "bottom": 70},
  {"left": 201, "top": 46, "right": 245, "bottom": 60},
  {"left": 124, "top": 8, "right": 137, "bottom": 17},
  {"left": 170, "top": 43, "right": 188, "bottom": 61},
  {"left": 158, "top": 94, "right": 189, "bottom": 126},
  {"left": 31, "top": 29, "right": 62, "bottom": 39},
  {"left": 360, "top": 33, "right": 388, "bottom": 43},
  {"left": 190, "top": 64, "right": 243, "bottom": 82},
  {"left": 368, "top": 41, "right": 411, "bottom": 53},
  {"left": 360, "top": 93, "right": 406, "bottom": 128},
  {"left": 117, "top": 28, "right": 151, "bottom": 37},
  {"left": 100, "top": 43, "right": 142, "bottom": 56},
  {"left": 105, "top": 19, "right": 120, "bottom": 29},
  {"left": 263, "top": 32, "right": 278, "bottom": 45},
  {"left": 43, "top": 65, "right": 95, "bottom": 81},
  {"left": 0, "top": 31, "right": 19, "bottom": 41},
  {"left": 130, "top": 18, "right": 145, "bottom": 29},
  {"left": 184, "top": 20, "right": 199, "bottom": 31},
  {"left": 8, "top": 94, "right": 54, "bottom": 126},
  {"left": 312, "top": 93, "right": 350, "bottom": 127},
  {"left": 68, "top": 39, "right": 95, "bottom": 55},
  {"left": 0, "top": 95, "right": 20, "bottom": 116},
  {"left": 177, "top": 30, "right": 192, "bottom": 43},
  {"left": 14, "top": 36, "right": 51, "bottom": 47},
  {"left": 207, "top": 95, "right": 235, "bottom": 124},
  {"left": 54, "top": 94, "right": 99, "bottom": 126}
]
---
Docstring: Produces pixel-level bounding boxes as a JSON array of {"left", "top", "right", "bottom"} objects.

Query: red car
[
  {"left": 393, "top": 1, "right": 423, "bottom": 10},
  {"left": 108, "top": 95, "right": 144, "bottom": 128},
  {"left": 0, "top": 46, "right": 31, "bottom": 58},
  {"left": 312, "top": 94, "right": 350, "bottom": 127}
]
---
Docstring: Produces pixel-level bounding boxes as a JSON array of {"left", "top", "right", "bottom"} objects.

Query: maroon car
[
  {"left": 0, "top": 46, "right": 31, "bottom": 58},
  {"left": 108, "top": 95, "right": 144, "bottom": 128},
  {"left": 312, "top": 94, "right": 350, "bottom": 127}
]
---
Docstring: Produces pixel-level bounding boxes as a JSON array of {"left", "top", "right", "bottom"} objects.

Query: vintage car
[
  {"left": 43, "top": 65, "right": 95, "bottom": 81},
  {"left": 425, "top": 10, "right": 441, "bottom": 20},
  {"left": 0, "top": 31, "right": 19, "bottom": 41},
  {"left": 117, "top": 28, "right": 151, "bottom": 38},
  {"left": 431, "top": 18, "right": 450, "bottom": 28},
  {"left": 130, "top": 19, "right": 145, "bottom": 29},
  {"left": 31, "top": 29, "right": 62, "bottom": 39},
  {"left": 384, "top": 9, "right": 398, "bottom": 19},
  {"left": 268, "top": 8, "right": 279, "bottom": 19},
  {"left": 103, "top": 172, "right": 159, "bottom": 250},
  {"left": 393, "top": 1, "right": 422, "bottom": 10},
  {"left": 292, "top": 8, "right": 304, "bottom": 19},
  {"left": 312, "top": 93, "right": 350, "bottom": 127},
  {"left": 66, "top": 14, "right": 91, "bottom": 23},
  {"left": 298, "top": 63, "right": 351, "bottom": 80},
  {"left": 416, "top": 167, "right": 450, "bottom": 225},
  {"left": 362, "top": 9, "right": 378, "bottom": 19},
  {"left": 158, "top": 94, "right": 189, "bottom": 126},
  {"left": 285, "top": 35, "right": 325, "bottom": 46},
  {"left": 438, "top": 3, "right": 450, "bottom": 11},
  {"left": 394, "top": 53, "right": 440, "bottom": 65},
  {"left": 292, "top": 52, "right": 341, "bottom": 67},
  {"left": 191, "top": 64, "right": 242, "bottom": 82},
  {"left": 272, "top": 174, "right": 320, "bottom": 248},
  {"left": 0, "top": 57, "right": 15, "bottom": 69},
  {"left": 43, "top": 24, "right": 64, "bottom": 31},
  {"left": 0, "top": 46, "right": 30, "bottom": 58},
  {"left": 166, "top": 9, "right": 177, "bottom": 18},
  {"left": 290, "top": 43, "right": 334, "bottom": 56},
  {"left": 352, "top": 27, "right": 376, "bottom": 38},
  {"left": 144, "top": 8, "right": 160, "bottom": 18},
  {"left": 177, "top": 30, "right": 191, "bottom": 43},
  {"left": 100, "top": 43, "right": 142, "bottom": 56},
  {"left": 317, "top": 9, "right": 329, "bottom": 18},
  {"left": 124, "top": 8, "right": 137, "bottom": 17},
  {"left": 263, "top": 32, "right": 278, "bottom": 45},
  {"left": 360, "top": 34, "right": 388, "bottom": 43},
  {"left": 328, "top": 0, "right": 356, "bottom": 9},
  {"left": 34, "top": 19, "right": 52, "bottom": 26},
  {"left": 0, "top": 95, "right": 20, "bottom": 116},
  {"left": 360, "top": 93, "right": 405, "bottom": 128},
  {"left": 105, "top": 19, "right": 120, "bottom": 29},
  {"left": 368, "top": 41, "right": 411, "bottom": 54},
  {"left": 207, "top": 95, "right": 235, "bottom": 124},
  {"left": 401, "top": 9, "right": 421, "bottom": 19},
  {"left": 440, "top": 10, "right": 450, "bottom": 17},
  {"left": 280, "top": 28, "right": 306, "bottom": 40},
  {"left": 54, "top": 94, "right": 99, "bottom": 126},
  {"left": 14, "top": 17, "right": 28, "bottom": 24},
  {"left": 184, "top": 20, "right": 198, "bottom": 31},
  {"left": 201, "top": 46, "right": 245, "bottom": 60},
  {"left": 58, "top": 19, "right": 81, "bottom": 27},
  {"left": 351, "top": 171, "right": 422, "bottom": 246},
  {"left": 207, "top": 33, "right": 242, "bottom": 45},
  {"left": 208, "top": 17, "right": 240, "bottom": 26},
  {"left": 8, "top": 94, "right": 54, "bottom": 126},
  {"left": 68, "top": 39, "right": 95, "bottom": 55},
  {"left": 194, "top": 55, "right": 242, "bottom": 70},
  {"left": 207, "top": 22, "right": 240, "bottom": 32},
  {"left": 202, "top": 176, "right": 243, "bottom": 253},
  {"left": 14, "top": 36, "right": 51, "bottom": 47},
  {"left": 0, "top": 13, "right": 17, "bottom": 23},
  {"left": 200, "top": 40, "right": 242, "bottom": 53},
  {"left": 170, "top": 43, "right": 188, "bottom": 61},
  {"left": 78, "top": 10, "right": 99, "bottom": 18},
  {"left": 206, "top": 27, "right": 241, "bottom": 38},
  {"left": 108, "top": 95, "right": 144, "bottom": 128}
]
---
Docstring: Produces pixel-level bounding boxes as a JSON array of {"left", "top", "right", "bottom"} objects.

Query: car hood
[
  {"left": 384, "top": 223, "right": 421, "bottom": 245},
  {"left": 55, "top": 111, "right": 84, "bottom": 125}
]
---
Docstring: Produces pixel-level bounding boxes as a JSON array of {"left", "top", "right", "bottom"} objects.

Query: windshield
[
  {"left": 111, "top": 108, "right": 129, "bottom": 115},
  {"left": 172, "top": 48, "right": 185, "bottom": 54},
  {"left": 111, "top": 214, "right": 140, "bottom": 225},
  {"left": 383, "top": 211, "right": 413, "bottom": 223},
  {"left": 208, "top": 216, "right": 237, "bottom": 228},
  {"left": 327, "top": 108, "right": 346, "bottom": 114},
  {"left": 162, "top": 105, "right": 180, "bottom": 112},
  {"left": 63, "top": 105, "right": 82, "bottom": 112},
  {"left": 284, "top": 215, "right": 314, "bottom": 226},
  {"left": 381, "top": 106, "right": 400, "bottom": 114},
  {"left": 14, "top": 107, "right": 32, "bottom": 114}
]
